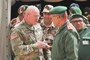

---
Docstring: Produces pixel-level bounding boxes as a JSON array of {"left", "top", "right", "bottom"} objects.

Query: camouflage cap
[
  {"left": 18, "top": 5, "right": 28, "bottom": 14},
  {"left": 70, "top": 7, "right": 82, "bottom": 15},
  {"left": 49, "top": 6, "right": 67, "bottom": 14},
  {"left": 42, "top": 5, "right": 53, "bottom": 13}
]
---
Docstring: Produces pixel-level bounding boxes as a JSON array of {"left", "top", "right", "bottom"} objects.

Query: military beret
[
  {"left": 70, "top": 14, "right": 83, "bottom": 20},
  {"left": 70, "top": 14, "right": 89, "bottom": 24},
  {"left": 70, "top": 7, "right": 82, "bottom": 15},
  {"left": 49, "top": 6, "right": 67, "bottom": 14}
]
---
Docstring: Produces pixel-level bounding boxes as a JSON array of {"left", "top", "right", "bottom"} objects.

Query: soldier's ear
[
  {"left": 23, "top": 12, "right": 25, "bottom": 16},
  {"left": 64, "top": 12, "right": 67, "bottom": 21}
]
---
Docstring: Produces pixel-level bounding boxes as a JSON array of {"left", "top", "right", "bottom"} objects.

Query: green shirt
[
  {"left": 51, "top": 21, "right": 79, "bottom": 60},
  {"left": 78, "top": 25, "right": 90, "bottom": 60}
]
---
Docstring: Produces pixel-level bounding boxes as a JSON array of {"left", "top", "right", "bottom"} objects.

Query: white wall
[{"left": 0, "top": 0, "right": 11, "bottom": 60}]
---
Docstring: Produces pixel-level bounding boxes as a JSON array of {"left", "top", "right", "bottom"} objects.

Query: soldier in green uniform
[
  {"left": 68, "top": 3, "right": 89, "bottom": 24},
  {"left": 49, "top": 6, "right": 80, "bottom": 60},
  {"left": 70, "top": 14, "right": 90, "bottom": 60},
  {"left": 10, "top": 5, "right": 50, "bottom": 60}
]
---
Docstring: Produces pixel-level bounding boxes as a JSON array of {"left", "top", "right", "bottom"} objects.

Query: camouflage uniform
[
  {"left": 10, "top": 20, "right": 44, "bottom": 60},
  {"left": 41, "top": 19, "right": 57, "bottom": 60}
]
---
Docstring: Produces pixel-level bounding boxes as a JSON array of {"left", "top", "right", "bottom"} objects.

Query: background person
[{"left": 70, "top": 14, "right": 90, "bottom": 60}]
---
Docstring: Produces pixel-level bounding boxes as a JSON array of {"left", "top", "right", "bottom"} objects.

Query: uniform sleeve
[
  {"left": 10, "top": 30, "right": 38, "bottom": 56},
  {"left": 64, "top": 31, "right": 78, "bottom": 60}
]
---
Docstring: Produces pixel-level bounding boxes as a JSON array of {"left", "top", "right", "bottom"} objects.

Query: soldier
[
  {"left": 10, "top": 5, "right": 28, "bottom": 29},
  {"left": 49, "top": 6, "right": 80, "bottom": 60},
  {"left": 41, "top": 5, "right": 56, "bottom": 60},
  {"left": 69, "top": 3, "right": 89, "bottom": 24},
  {"left": 69, "top": 3, "right": 82, "bottom": 16},
  {"left": 70, "top": 14, "right": 90, "bottom": 60},
  {"left": 10, "top": 5, "right": 50, "bottom": 60}
]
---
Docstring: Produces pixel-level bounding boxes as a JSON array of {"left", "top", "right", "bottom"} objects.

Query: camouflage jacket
[
  {"left": 10, "top": 20, "right": 44, "bottom": 60},
  {"left": 40, "top": 19, "right": 57, "bottom": 60}
]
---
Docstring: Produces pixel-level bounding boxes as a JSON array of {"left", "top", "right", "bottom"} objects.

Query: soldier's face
[
  {"left": 71, "top": 18, "right": 84, "bottom": 31},
  {"left": 43, "top": 12, "right": 52, "bottom": 21},
  {"left": 50, "top": 14, "right": 62, "bottom": 27},
  {"left": 24, "top": 10, "right": 40, "bottom": 25}
]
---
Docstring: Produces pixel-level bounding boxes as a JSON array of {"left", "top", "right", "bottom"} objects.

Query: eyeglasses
[{"left": 71, "top": 20, "right": 83, "bottom": 23}]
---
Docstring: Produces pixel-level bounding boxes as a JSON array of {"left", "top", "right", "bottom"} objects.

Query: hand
[{"left": 36, "top": 41, "right": 50, "bottom": 49}]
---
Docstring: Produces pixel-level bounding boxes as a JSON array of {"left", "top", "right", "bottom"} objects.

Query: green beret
[
  {"left": 49, "top": 6, "right": 67, "bottom": 14},
  {"left": 70, "top": 7, "right": 82, "bottom": 15},
  {"left": 70, "top": 14, "right": 89, "bottom": 24},
  {"left": 70, "top": 14, "right": 83, "bottom": 20}
]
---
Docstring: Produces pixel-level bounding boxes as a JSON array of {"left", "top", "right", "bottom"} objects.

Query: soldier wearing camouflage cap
[
  {"left": 49, "top": 6, "right": 80, "bottom": 60},
  {"left": 10, "top": 5, "right": 28, "bottom": 29},
  {"left": 70, "top": 14, "right": 90, "bottom": 60},
  {"left": 41, "top": 4, "right": 56, "bottom": 60},
  {"left": 10, "top": 5, "right": 50, "bottom": 60}
]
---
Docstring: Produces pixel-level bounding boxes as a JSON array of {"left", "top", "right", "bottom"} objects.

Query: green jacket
[
  {"left": 10, "top": 21, "right": 44, "bottom": 60},
  {"left": 78, "top": 24, "right": 90, "bottom": 60},
  {"left": 51, "top": 21, "right": 79, "bottom": 60}
]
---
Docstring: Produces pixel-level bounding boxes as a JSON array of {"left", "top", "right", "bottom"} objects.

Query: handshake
[{"left": 36, "top": 41, "right": 51, "bottom": 49}]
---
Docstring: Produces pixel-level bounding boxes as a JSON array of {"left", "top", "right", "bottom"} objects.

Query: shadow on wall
[{"left": 11, "top": 0, "right": 90, "bottom": 19}]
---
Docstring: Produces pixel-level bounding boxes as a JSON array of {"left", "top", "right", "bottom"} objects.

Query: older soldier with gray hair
[{"left": 10, "top": 5, "right": 50, "bottom": 60}]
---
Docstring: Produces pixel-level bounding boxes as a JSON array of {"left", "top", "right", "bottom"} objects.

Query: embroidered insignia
[
  {"left": 10, "top": 31, "right": 18, "bottom": 40},
  {"left": 67, "top": 25, "right": 72, "bottom": 30},
  {"left": 87, "top": 24, "right": 90, "bottom": 27}
]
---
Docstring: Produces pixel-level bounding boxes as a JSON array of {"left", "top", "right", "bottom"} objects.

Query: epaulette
[
  {"left": 67, "top": 25, "right": 73, "bottom": 30},
  {"left": 11, "top": 18, "right": 17, "bottom": 21},
  {"left": 87, "top": 24, "right": 90, "bottom": 27}
]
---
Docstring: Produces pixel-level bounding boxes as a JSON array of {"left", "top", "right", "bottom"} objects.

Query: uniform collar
[
  {"left": 78, "top": 23, "right": 87, "bottom": 33},
  {"left": 22, "top": 20, "right": 34, "bottom": 30},
  {"left": 41, "top": 19, "right": 54, "bottom": 28},
  {"left": 56, "top": 21, "right": 68, "bottom": 34}
]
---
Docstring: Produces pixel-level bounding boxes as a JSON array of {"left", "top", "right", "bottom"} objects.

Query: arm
[
  {"left": 64, "top": 31, "right": 79, "bottom": 60},
  {"left": 10, "top": 29, "right": 49, "bottom": 56},
  {"left": 10, "top": 30, "right": 38, "bottom": 56}
]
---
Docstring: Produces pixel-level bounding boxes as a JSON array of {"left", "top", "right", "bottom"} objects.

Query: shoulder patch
[
  {"left": 87, "top": 24, "right": 90, "bottom": 27},
  {"left": 10, "top": 31, "right": 18, "bottom": 40},
  {"left": 67, "top": 25, "right": 72, "bottom": 30}
]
